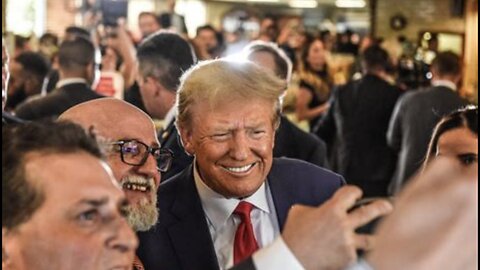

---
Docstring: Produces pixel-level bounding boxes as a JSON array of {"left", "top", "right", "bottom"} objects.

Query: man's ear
[
  {"left": 148, "top": 77, "right": 164, "bottom": 97},
  {"left": 178, "top": 125, "right": 195, "bottom": 156}
]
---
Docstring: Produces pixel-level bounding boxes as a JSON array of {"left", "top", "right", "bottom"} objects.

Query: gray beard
[{"left": 126, "top": 194, "right": 159, "bottom": 232}]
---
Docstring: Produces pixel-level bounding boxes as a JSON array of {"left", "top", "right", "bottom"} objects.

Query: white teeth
[
  {"left": 225, "top": 164, "right": 254, "bottom": 173},
  {"left": 123, "top": 183, "right": 149, "bottom": 192}
]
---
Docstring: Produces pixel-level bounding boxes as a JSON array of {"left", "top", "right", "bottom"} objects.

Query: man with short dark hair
[
  {"left": 15, "top": 37, "right": 104, "bottom": 121},
  {"left": 387, "top": 51, "right": 469, "bottom": 194},
  {"left": 136, "top": 31, "right": 196, "bottom": 180},
  {"left": 193, "top": 24, "right": 222, "bottom": 60},
  {"left": 138, "top": 12, "right": 161, "bottom": 39},
  {"left": 314, "top": 45, "right": 403, "bottom": 197},
  {"left": 6, "top": 52, "right": 50, "bottom": 110},
  {"left": 2, "top": 120, "right": 138, "bottom": 269}
]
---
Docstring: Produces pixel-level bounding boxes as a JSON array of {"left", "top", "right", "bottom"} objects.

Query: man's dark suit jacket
[
  {"left": 314, "top": 74, "right": 403, "bottom": 197},
  {"left": 159, "top": 119, "right": 194, "bottom": 181},
  {"left": 2, "top": 112, "right": 26, "bottom": 125},
  {"left": 14, "top": 82, "right": 104, "bottom": 121},
  {"left": 275, "top": 115, "right": 329, "bottom": 169},
  {"left": 137, "top": 158, "right": 344, "bottom": 270},
  {"left": 387, "top": 85, "right": 468, "bottom": 194},
  {"left": 160, "top": 116, "right": 330, "bottom": 182}
]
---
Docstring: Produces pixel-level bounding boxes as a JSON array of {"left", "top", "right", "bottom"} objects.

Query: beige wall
[
  {"left": 45, "top": 0, "right": 76, "bottom": 36},
  {"left": 462, "top": 0, "right": 478, "bottom": 102},
  {"left": 375, "top": 0, "right": 466, "bottom": 40}
]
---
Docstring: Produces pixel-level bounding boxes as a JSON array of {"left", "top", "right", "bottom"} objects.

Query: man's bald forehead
[{"left": 59, "top": 98, "right": 154, "bottom": 135}]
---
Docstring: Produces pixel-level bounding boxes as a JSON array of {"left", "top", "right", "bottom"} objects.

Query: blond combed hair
[{"left": 176, "top": 59, "right": 287, "bottom": 132}]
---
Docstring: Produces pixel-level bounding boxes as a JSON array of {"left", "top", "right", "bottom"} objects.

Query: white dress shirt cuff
[{"left": 252, "top": 236, "right": 305, "bottom": 270}]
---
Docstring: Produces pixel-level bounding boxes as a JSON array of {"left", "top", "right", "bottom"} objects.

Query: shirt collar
[
  {"left": 164, "top": 106, "right": 177, "bottom": 127},
  {"left": 193, "top": 160, "right": 271, "bottom": 230},
  {"left": 56, "top": 78, "right": 88, "bottom": 89},
  {"left": 432, "top": 80, "right": 457, "bottom": 91}
]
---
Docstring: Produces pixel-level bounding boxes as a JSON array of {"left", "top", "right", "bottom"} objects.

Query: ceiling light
[
  {"left": 335, "top": 0, "right": 366, "bottom": 8},
  {"left": 289, "top": 0, "right": 318, "bottom": 8},
  {"left": 247, "top": 0, "right": 279, "bottom": 2}
]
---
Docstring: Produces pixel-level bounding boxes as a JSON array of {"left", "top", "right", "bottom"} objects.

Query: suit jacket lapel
[
  {"left": 167, "top": 166, "right": 220, "bottom": 270},
  {"left": 160, "top": 119, "right": 176, "bottom": 145},
  {"left": 267, "top": 164, "right": 296, "bottom": 231}
]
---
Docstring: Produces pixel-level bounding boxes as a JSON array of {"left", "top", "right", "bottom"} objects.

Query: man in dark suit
[
  {"left": 15, "top": 36, "right": 103, "bottom": 120},
  {"left": 387, "top": 51, "right": 469, "bottom": 194},
  {"left": 314, "top": 45, "right": 403, "bottom": 197},
  {"left": 244, "top": 40, "right": 329, "bottom": 168},
  {"left": 2, "top": 40, "right": 25, "bottom": 125},
  {"left": 136, "top": 31, "right": 195, "bottom": 181},
  {"left": 137, "top": 60, "right": 392, "bottom": 270}
]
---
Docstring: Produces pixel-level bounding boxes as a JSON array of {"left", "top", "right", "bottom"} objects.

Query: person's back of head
[
  {"left": 430, "top": 51, "right": 461, "bottom": 78},
  {"left": 362, "top": 44, "right": 394, "bottom": 74},
  {"left": 58, "top": 37, "right": 96, "bottom": 79},
  {"left": 15, "top": 52, "right": 50, "bottom": 83},
  {"left": 244, "top": 40, "right": 293, "bottom": 83},
  {"left": 137, "top": 31, "right": 196, "bottom": 92},
  {"left": 64, "top": 26, "right": 91, "bottom": 42}
]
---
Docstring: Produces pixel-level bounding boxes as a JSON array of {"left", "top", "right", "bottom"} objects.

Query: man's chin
[{"left": 127, "top": 202, "right": 159, "bottom": 232}]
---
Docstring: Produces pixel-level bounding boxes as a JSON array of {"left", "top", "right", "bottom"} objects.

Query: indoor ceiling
[{"left": 206, "top": 0, "right": 369, "bottom": 9}]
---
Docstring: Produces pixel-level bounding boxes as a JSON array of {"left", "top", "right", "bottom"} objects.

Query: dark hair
[
  {"left": 244, "top": 41, "right": 292, "bottom": 82},
  {"left": 362, "top": 44, "right": 393, "bottom": 73},
  {"left": 14, "top": 52, "right": 50, "bottom": 80},
  {"left": 2, "top": 120, "right": 103, "bottom": 229},
  {"left": 137, "top": 32, "right": 196, "bottom": 92},
  {"left": 423, "top": 106, "right": 478, "bottom": 169},
  {"left": 58, "top": 36, "right": 95, "bottom": 72},
  {"left": 196, "top": 24, "right": 217, "bottom": 37},
  {"left": 138, "top": 11, "right": 161, "bottom": 25},
  {"left": 430, "top": 51, "right": 461, "bottom": 77},
  {"left": 39, "top": 33, "right": 59, "bottom": 46},
  {"left": 300, "top": 35, "right": 323, "bottom": 72},
  {"left": 64, "top": 26, "right": 91, "bottom": 41}
]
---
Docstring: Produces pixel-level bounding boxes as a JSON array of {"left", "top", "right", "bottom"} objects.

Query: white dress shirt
[
  {"left": 432, "top": 79, "right": 457, "bottom": 91},
  {"left": 194, "top": 162, "right": 280, "bottom": 269}
]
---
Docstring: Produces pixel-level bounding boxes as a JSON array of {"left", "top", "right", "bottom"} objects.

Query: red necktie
[{"left": 233, "top": 201, "right": 259, "bottom": 265}]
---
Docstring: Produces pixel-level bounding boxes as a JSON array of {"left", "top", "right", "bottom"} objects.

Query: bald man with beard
[{"left": 59, "top": 98, "right": 174, "bottom": 269}]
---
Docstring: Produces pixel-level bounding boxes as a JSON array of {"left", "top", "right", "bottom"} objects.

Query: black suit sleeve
[
  {"left": 313, "top": 87, "right": 338, "bottom": 145},
  {"left": 387, "top": 96, "right": 404, "bottom": 152}
]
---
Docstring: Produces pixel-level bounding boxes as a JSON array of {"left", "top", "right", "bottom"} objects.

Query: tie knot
[{"left": 234, "top": 201, "right": 254, "bottom": 220}]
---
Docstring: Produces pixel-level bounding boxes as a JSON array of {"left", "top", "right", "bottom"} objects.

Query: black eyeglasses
[{"left": 110, "top": 140, "right": 174, "bottom": 172}]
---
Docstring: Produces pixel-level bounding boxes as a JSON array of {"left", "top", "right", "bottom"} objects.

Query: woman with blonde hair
[{"left": 295, "top": 36, "right": 332, "bottom": 129}]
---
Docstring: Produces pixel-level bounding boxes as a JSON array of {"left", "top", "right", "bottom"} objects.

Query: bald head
[
  {"left": 60, "top": 98, "right": 155, "bottom": 139},
  {"left": 60, "top": 98, "right": 162, "bottom": 232}
]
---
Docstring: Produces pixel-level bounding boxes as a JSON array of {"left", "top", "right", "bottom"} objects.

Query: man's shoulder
[{"left": 270, "top": 158, "right": 343, "bottom": 184}]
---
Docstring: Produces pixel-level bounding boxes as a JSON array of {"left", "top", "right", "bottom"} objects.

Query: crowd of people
[{"left": 2, "top": 7, "right": 478, "bottom": 270}]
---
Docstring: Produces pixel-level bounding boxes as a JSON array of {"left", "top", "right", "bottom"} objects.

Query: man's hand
[
  {"left": 282, "top": 186, "right": 393, "bottom": 270},
  {"left": 367, "top": 157, "right": 478, "bottom": 270}
]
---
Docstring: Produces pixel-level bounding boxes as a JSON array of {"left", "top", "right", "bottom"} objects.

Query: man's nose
[{"left": 229, "top": 132, "right": 249, "bottom": 161}]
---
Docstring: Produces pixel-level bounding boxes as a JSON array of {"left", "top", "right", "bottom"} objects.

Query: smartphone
[{"left": 101, "top": 0, "right": 128, "bottom": 27}]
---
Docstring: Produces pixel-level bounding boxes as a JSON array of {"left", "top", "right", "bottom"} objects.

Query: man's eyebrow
[{"left": 76, "top": 197, "right": 109, "bottom": 207}]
